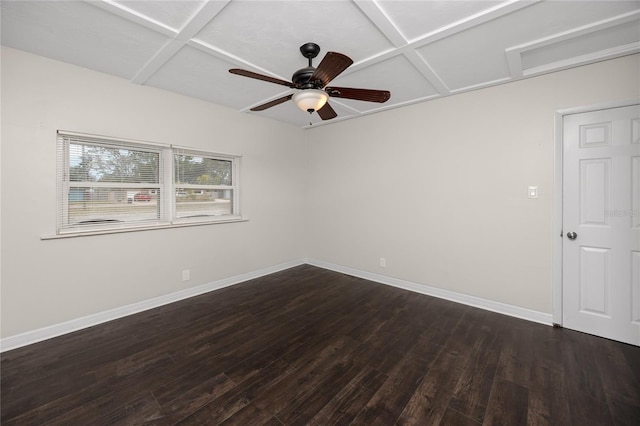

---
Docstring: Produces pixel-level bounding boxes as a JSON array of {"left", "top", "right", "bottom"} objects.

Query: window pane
[
  {"left": 69, "top": 143, "right": 159, "bottom": 184},
  {"left": 68, "top": 187, "right": 160, "bottom": 225},
  {"left": 174, "top": 154, "right": 232, "bottom": 185},
  {"left": 58, "top": 132, "right": 240, "bottom": 235},
  {"left": 175, "top": 189, "right": 233, "bottom": 218}
]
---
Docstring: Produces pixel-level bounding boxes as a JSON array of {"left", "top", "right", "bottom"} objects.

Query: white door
[{"left": 562, "top": 104, "right": 640, "bottom": 346}]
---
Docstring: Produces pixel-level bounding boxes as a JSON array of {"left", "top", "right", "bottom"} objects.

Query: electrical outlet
[
  {"left": 182, "top": 269, "right": 190, "bottom": 281},
  {"left": 379, "top": 257, "right": 386, "bottom": 268}
]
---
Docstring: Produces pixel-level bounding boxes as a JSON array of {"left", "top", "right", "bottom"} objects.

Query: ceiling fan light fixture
[
  {"left": 292, "top": 89, "right": 328, "bottom": 113},
  {"left": 230, "top": 43, "right": 388, "bottom": 121}
]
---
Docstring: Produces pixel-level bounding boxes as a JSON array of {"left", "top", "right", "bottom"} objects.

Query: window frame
[
  {"left": 55, "top": 131, "right": 243, "bottom": 237},
  {"left": 172, "top": 147, "right": 240, "bottom": 225}
]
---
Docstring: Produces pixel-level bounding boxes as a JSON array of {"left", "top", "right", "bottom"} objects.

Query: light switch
[{"left": 528, "top": 186, "right": 538, "bottom": 199}]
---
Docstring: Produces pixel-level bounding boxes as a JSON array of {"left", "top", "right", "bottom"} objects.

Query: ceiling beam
[
  {"left": 353, "top": 0, "right": 407, "bottom": 48},
  {"left": 85, "top": 0, "right": 176, "bottom": 37},
  {"left": 123, "top": 0, "right": 231, "bottom": 84}
]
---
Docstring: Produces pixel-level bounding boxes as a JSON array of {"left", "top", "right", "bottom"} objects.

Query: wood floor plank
[
  {"left": 174, "top": 358, "right": 290, "bottom": 424},
  {"left": 566, "top": 389, "right": 616, "bottom": 426},
  {"left": 2, "top": 349, "right": 176, "bottom": 425},
  {"left": 25, "top": 354, "right": 177, "bottom": 425},
  {"left": 217, "top": 403, "right": 276, "bottom": 426},
  {"left": 590, "top": 337, "right": 640, "bottom": 407},
  {"left": 271, "top": 355, "right": 364, "bottom": 425},
  {"left": 607, "top": 395, "right": 640, "bottom": 426},
  {"left": 147, "top": 373, "right": 238, "bottom": 424},
  {"left": 234, "top": 335, "right": 362, "bottom": 421},
  {"left": 351, "top": 335, "right": 436, "bottom": 426},
  {"left": 482, "top": 377, "right": 528, "bottom": 426},
  {"left": 494, "top": 321, "right": 534, "bottom": 387},
  {"left": 620, "top": 342, "right": 640, "bottom": 384},
  {"left": 88, "top": 393, "right": 160, "bottom": 426},
  {"left": 395, "top": 346, "right": 469, "bottom": 424},
  {"left": 526, "top": 373, "right": 571, "bottom": 425},
  {"left": 2, "top": 265, "right": 639, "bottom": 425},
  {"left": 439, "top": 408, "right": 481, "bottom": 426},
  {"left": 352, "top": 363, "right": 430, "bottom": 426},
  {"left": 307, "top": 365, "right": 388, "bottom": 425},
  {"left": 0, "top": 368, "right": 97, "bottom": 421},
  {"left": 447, "top": 312, "right": 503, "bottom": 423}
]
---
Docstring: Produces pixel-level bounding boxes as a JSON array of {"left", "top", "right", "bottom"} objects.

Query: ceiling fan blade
[
  {"left": 229, "top": 68, "right": 296, "bottom": 88},
  {"left": 325, "top": 86, "right": 391, "bottom": 103},
  {"left": 310, "top": 52, "right": 353, "bottom": 87},
  {"left": 250, "top": 94, "right": 293, "bottom": 111},
  {"left": 316, "top": 102, "right": 338, "bottom": 120}
]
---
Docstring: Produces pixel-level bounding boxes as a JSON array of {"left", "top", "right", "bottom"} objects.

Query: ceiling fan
[{"left": 229, "top": 42, "right": 391, "bottom": 121}]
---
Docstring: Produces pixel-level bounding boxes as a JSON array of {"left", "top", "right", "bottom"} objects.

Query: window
[
  {"left": 174, "top": 149, "right": 235, "bottom": 221},
  {"left": 57, "top": 131, "right": 241, "bottom": 235}
]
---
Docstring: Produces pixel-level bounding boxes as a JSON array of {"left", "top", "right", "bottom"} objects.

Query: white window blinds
[
  {"left": 173, "top": 149, "right": 237, "bottom": 221},
  {"left": 56, "top": 132, "right": 241, "bottom": 235}
]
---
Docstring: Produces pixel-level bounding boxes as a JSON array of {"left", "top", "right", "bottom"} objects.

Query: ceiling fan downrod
[{"left": 292, "top": 42, "right": 321, "bottom": 89}]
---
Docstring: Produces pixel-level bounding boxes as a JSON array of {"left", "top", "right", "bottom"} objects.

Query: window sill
[{"left": 41, "top": 217, "right": 248, "bottom": 240}]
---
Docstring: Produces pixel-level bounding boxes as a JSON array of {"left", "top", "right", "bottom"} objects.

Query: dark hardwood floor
[{"left": 2, "top": 264, "right": 639, "bottom": 425}]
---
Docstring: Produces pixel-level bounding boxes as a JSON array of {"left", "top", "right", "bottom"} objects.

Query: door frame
[{"left": 552, "top": 98, "right": 640, "bottom": 326}]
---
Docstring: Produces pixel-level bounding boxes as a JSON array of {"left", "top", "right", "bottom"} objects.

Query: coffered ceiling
[{"left": 2, "top": 1, "right": 639, "bottom": 128}]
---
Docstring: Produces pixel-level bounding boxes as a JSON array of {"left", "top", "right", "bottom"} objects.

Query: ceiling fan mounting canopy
[
  {"left": 299, "top": 42, "right": 321, "bottom": 60},
  {"left": 228, "top": 42, "right": 391, "bottom": 121}
]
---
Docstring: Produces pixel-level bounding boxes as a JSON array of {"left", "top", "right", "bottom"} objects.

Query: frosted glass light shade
[{"left": 292, "top": 89, "right": 328, "bottom": 113}]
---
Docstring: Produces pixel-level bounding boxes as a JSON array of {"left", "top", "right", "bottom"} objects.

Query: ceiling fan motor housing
[
  {"left": 293, "top": 43, "right": 323, "bottom": 88},
  {"left": 292, "top": 66, "right": 317, "bottom": 88}
]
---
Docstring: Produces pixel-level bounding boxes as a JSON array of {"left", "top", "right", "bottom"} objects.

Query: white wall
[
  {"left": 306, "top": 54, "right": 640, "bottom": 314},
  {"left": 2, "top": 46, "right": 639, "bottom": 341},
  {"left": 1, "top": 47, "right": 307, "bottom": 338}
]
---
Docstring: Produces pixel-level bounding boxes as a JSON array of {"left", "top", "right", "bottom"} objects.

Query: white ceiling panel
[
  {"left": 114, "top": 0, "right": 207, "bottom": 32},
  {"left": 193, "top": 0, "right": 393, "bottom": 75},
  {"left": 416, "top": 0, "right": 640, "bottom": 91},
  {"left": 377, "top": 0, "right": 504, "bottom": 42},
  {"left": 2, "top": 0, "right": 638, "bottom": 128},
  {"left": 331, "top": 54, "right": 439, "bottom": 111},
  {"left": 520, "top": 18, "right": 640, "bottom": 71},
  {"left": 0, "top": 0, "right": 169, "bottom": 80},
  {"left": 146, "top": 45, "right": 287, "bottom": 109}
]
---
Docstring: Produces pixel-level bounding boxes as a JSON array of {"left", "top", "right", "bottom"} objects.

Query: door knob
[{"left": 567, "top": 232, "right": 577, "bottom": 240}]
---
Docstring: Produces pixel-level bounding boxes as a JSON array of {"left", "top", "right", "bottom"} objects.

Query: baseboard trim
[
  {"left": 0, "top": 259, "right": 306, "bottom": 353},
  {"left": 306, "top": 258, "right": 553, "bottom": 326},
  {"left": 1, "top": 257, "right": 553, "bottom": 353}
]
